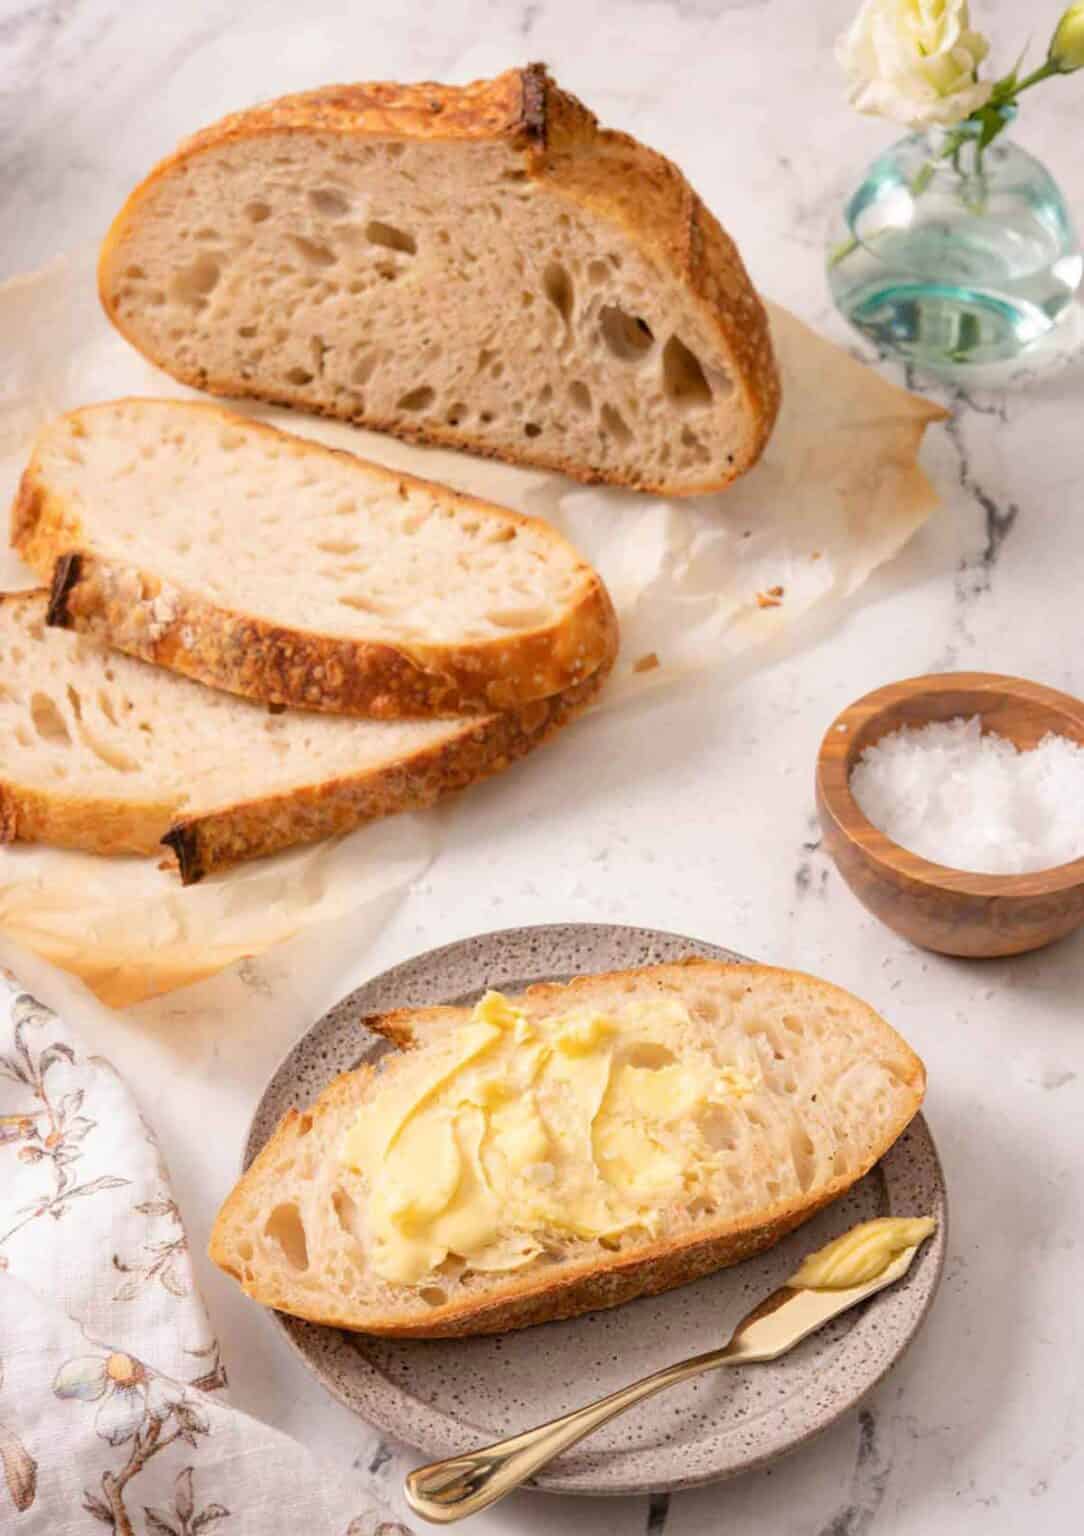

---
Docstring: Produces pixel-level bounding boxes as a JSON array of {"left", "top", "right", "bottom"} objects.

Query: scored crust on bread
[
  {"left": 0, "top": 591, "right": 609, "bottom": 882},
  {"left": 208, "top": 961, "right": 926, "bottom": 1337},
  {"left": 12, "top": 399, "right": 618, "bottom": 719},
  {"left": 98, "top": 65, "right": 780, "bottom": 496}
]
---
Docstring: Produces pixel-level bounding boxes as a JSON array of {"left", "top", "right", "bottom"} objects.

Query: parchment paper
[{"left": 0, "top": 248, "right": 944, "bottom": 1004}]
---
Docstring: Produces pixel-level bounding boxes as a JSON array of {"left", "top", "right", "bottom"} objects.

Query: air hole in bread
[
  {"left": 487, "top": 604, "right": 551, "bottom": 629},
  {"left": 315, "top": 538, "right": 359, "bottom": 556},
  {"left": 338, "top": 594, "right": 392, "bottom": 614},
  {"left": 599, "top": 305, "right": 654, "bottom": 361},
  {"left": 697, "top": 1103, "right": 739, "bottom": 1153},
  {"left": 600, "top": 403, "right": 632, "bottom": 445},
  {"left": 680, "top": 425, "right": 709, "bottom": 464},
  {"left": 309, "top": 186, "right": 351, "bottom": 219},
  {"left": 78, "top": 721, "right": 140, "bottom": 773},
  {"left": 237, "top": 324, "right": 257, "bottom": 339},
  {"left": 542, "top": 262, "right": 573, "bottom": 325},
  {"left": 194, "top": 227, "right": 222, "bottom": 243},
  {"left": 125, "top": 264, "right": 146, "bottom": 280},
  {"left": 264, "top": 1202, "right": 309, "bottom": 1270},
  {"left": 286, "top": 366, "right": 315, "bottom": 386},
  {"left": 790, "top": 1126, "right": 817, "bottom": 1192},
  {"left": 331, "top": 1187, "right": 362, "bottom": 1240},
  {"left": 30, "top": 692, "right": 70, "bottom": 746},
  {"left": 662, "top": 335, "right": 712, "bottom": 408},
  {"left": 624, "top": 1042, "right": 677, "bottom": 1071},
  {"left": 420, "top": 1286, "right": 448, "bottom": 1307},
  {"left": 97, "top": 691, "right": 118, "bottom": 726},
  {"left": 352, "top": 352, "right": 379, "bottom": 386},
  {"left": 365, "top": 219, "right": 416, "bottom": 255},
  {"left": 290, "top": 235, "right": 337, "bottom": 268},
  {"left": 524, "top": 422, "right": 542, "bottom": 438},
  {"left": 445, "top": 401, "right": 468, "bottom": 426},
  {"left": 170, "top": 253, "right": 221, "bottom": 308},
  {"left": 569, "top": 380, "right": 592, "bottom": 415},
  {"left": 244, "top": 200, "right": 271, "bottom": 223},
  {"left": 587, "top": 259, "right": 609, "bottom": 286},
  {"left": 397, "top": 385, "right": 434, "bottom": 412}
]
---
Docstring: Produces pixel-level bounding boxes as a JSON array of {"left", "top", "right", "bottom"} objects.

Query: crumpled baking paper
[{"left": 0, "top": 248, "right": 944, "bottom": 1005}]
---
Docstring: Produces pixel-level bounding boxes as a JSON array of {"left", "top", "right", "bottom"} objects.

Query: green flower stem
[{"left": 1005, "top": 59, "right": 1062, "bottom": 96}]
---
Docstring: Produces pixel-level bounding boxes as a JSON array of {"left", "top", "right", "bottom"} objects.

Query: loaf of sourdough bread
[{"left": 98, "top": 66, "right": 780, "bottom": 496}]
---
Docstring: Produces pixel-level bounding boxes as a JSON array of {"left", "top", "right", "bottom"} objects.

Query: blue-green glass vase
[{"left": 827, "top": 113, "right": 1082, "bottom": 368}]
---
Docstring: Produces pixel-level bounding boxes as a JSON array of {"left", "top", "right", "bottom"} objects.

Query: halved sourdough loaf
[
  {"left": 0, "top": 592, "right": 608, "bottom": 883},
  {"left": 208, "top": 961, "right": 926, "bottom": 1337},
  {"left": 13, "top": 399, "right": 617, "bottom": 719},
  {"left": 98, "top": 66, "right": 780, "bottom": 496}
]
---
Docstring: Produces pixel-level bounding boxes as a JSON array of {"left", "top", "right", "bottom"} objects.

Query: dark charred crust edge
[
  {"left": 521, "top": 62, "right": 548, "bottom": 146},
  {"left": 0, "top": 786, "right": 16, "bottom": 844},
  {"left": 161, "top": 823, "right": 203, "bottom": 885},
  {"left": 46, "top": 552, "right": 82, "bottom": 629}
]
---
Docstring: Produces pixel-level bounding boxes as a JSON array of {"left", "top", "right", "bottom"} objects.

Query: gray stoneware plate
[{"left": 243, "top": 923, "right": 947, "bottom": 1497}]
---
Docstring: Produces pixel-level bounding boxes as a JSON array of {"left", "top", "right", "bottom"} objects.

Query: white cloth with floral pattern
[{"left": 0, "top": 969, "right": 413, "bottom": 1534}]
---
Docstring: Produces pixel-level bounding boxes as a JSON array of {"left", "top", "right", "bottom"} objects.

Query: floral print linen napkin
[{"left": 0, "top": 969, "right": 413, "bottom": 1534}]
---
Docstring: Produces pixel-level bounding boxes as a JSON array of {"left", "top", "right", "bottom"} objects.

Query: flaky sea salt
[{"left": 849, "top": 716, "right": 1084, "bottom": 875}]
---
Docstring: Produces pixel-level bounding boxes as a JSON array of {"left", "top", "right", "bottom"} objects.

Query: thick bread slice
[
  {"left": 98, "top": 65, "right": 780, "bottom": 496},
  {"left": 13, "top": 399, "right": 617, "bottom": 719},
  {"left": 0, "top": 591, "right": 608, "bottom": 882},
  {"left": 208, "top": 961, "right": 926, "bottom": 1337}
]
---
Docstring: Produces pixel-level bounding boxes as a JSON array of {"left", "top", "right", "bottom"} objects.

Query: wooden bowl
[{"left": 816, "top": 673, "right": 1084, "bottom": 958}]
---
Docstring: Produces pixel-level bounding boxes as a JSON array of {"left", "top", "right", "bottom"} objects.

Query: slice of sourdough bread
[
  {"left": 0, "top": 591, "right": 608, "bottom": 883},
  {"left": 208, "top": 961, "right": 926, "bottom": 1337},
  {"left": 13, "top": 399, "right": 617, "bottom": 719},
  {"left": 98, "top": 66, "right": 780, "bottom": 496}
]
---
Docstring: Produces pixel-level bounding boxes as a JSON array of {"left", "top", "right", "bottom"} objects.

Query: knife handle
[{"left": 404, "top": 1347, "right": 726, "bottom": 1524}]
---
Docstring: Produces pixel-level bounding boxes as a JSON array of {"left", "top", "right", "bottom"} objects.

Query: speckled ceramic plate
[{"left": 243, "top": 923, "right": 947, "bottom": 1496}]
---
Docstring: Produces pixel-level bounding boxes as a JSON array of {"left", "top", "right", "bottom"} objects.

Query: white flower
[
  {"left": 53, "top": 1350, "right": 185, "bottom": 1444},
  {"left": 837, "top": 0, "right": 993, "bottom": 127}
]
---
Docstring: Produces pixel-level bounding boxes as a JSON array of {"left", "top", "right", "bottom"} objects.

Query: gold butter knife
[{"left": 405, "top": 1223, "right": 935, "bottom": 1524}]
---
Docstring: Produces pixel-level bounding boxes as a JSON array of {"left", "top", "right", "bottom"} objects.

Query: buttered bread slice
[
  {"left": 98, "top": 66, "right": 780, "bottom": 496},
  {"left": 209, "top": 962, "right": 926, "bottom": 1336},
  {"left": 0, "top": 591, "right": 607, "bottom": 882},
  {"left": 13, "top": 399, "right": 617, "bottom": 719}
]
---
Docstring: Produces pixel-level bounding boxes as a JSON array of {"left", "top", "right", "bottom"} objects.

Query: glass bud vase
[{"left": 827, "top": 113, "right": 1082, "bottom": 368}]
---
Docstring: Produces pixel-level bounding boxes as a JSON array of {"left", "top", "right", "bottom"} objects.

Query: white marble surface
[{"left": 2, "top": 1, "right": 1084, "bottom": 1532}]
